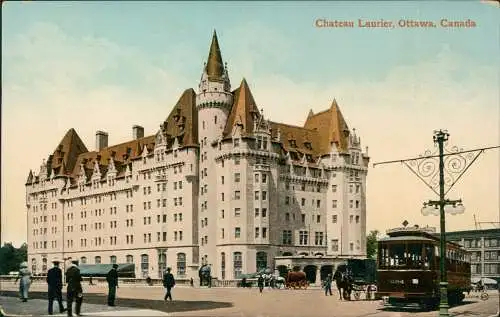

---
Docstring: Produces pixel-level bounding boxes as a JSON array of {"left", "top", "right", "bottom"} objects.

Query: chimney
[
  {"left": 95, "top": 131, "right": 108, "bottom": 151},
  {"left": 133, "top": 125, "right": 144, "bottom": 140}
]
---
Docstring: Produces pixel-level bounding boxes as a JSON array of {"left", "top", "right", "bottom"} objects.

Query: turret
[{"left": 196, "top": 30, "right": 234, "bottom": 143}]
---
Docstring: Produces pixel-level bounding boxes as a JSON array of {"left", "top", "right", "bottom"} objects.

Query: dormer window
[
  {"left": 233, "top": 138, "right": 240, "bottom": 147},
  {"left": 306, "top": 154, "right": 313, "bottom": 162},
  {"left": 289, "top": 140, "right": 297, "bottom": 148},
  {"left": 304, "top": 142, "right": 312, "bottom": 150}
]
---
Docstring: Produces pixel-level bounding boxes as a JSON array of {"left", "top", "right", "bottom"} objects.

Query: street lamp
[{"left": 373, "top": 130, "right": 499, "bottom": 317}]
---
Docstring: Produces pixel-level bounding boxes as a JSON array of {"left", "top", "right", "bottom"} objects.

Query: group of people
[{"left": 15, "top": 259, "right": 121, "bottom": 316}]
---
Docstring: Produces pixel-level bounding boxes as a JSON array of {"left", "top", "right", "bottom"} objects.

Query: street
[{"left": 0, "top": 283, "right": 498, "bottom": 317}]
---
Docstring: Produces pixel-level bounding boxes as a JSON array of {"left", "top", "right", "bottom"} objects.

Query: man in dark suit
[
  {"left": 162, "top": 267, "right": 175, "bottom": 301},
  {"left": 47, "top": 259, "right": 66, "bottom": 315},
  {"left": 106, "top": 264, "right": 119, "bottom": 306},
  {"left": 66, "top": 260, "right": 83, "bottom": 317}
]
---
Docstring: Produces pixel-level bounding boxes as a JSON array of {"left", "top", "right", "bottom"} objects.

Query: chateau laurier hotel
[{"left": 26, "top": 31, "right": 370, "bottom": 282}]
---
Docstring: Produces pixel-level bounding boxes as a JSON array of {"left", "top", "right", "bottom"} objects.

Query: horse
[{"left": 333, "top": 269, "right": 353, "bottom": 300}]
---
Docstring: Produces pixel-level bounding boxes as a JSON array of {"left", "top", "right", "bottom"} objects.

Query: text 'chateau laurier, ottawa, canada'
[{"left": 25, "top": 31, "right": 370, "bottom": 284}]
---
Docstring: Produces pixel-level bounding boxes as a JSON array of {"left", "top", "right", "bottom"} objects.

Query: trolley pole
[{"left": 373, "top": 130, "right": 499, "bottom": 317}]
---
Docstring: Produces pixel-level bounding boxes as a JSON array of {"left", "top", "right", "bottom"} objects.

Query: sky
[{"left": 2, "top": 1, "right": 499, "bottom": 247}]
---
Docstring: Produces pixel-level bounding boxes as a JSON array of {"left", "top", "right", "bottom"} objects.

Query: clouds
[{"left": 2, "top": 17, "right": 499, "bottom": 246}]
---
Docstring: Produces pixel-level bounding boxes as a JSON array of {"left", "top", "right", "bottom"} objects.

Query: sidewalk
[{"left": 0, "top": 296, "right": 170, "bottom": 316}]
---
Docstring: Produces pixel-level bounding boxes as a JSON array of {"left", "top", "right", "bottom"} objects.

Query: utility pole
[{"left": 373, "top": 130, "right": 499, "bottom": 317}]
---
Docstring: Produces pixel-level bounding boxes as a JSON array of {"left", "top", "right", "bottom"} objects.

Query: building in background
[
  {"left": 446, "top": 228, "right": 500, "bottom": 284},
  {"left": 25, "top": 31, "right": 369, "bottom": 282}
]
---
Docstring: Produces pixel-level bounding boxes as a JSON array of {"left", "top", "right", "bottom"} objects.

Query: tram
[{"left": 376, "top": 226, "right": 471, "bottom": 309}]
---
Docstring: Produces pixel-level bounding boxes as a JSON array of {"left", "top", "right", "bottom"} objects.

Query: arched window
[
  {"left": 95, "top": 256, "right": 101, "bottom": 264},
  {"left": 42, "top": 258, "right": 48, "bottom": 273},
  {"left": 110, "top": 255, "right": 117, "bottom": 264},
  {"left": 126, "top": 255, "right": 133, "bottom": 263},
  {"left": 80, "top": 256, "right": 87, "bottom": 264},
  {"left": 177, "top": 253, "right": 186, "bottom": 276},
  {"left": 141, "top": 254, "right": 149, "bottom": 278},
  {"left": 256, "top": 252, "right": 267, "bottom": 271},
  {"left": 233, "top": 252, "right": 242, "bottom": 279},
  {"left": 221, "top": 252, "right": 226, "bottom": 280},
  {"left": 31, "top": 258, "right": 37, "bottom": 274}
]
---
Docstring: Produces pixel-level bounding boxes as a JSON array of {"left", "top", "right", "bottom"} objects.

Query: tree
[
  {"left": 366, "top": 230, "right": 380, "bottom": 260},
  {"left": 0, "top": 242, "right": 27, "bottom": 275}
]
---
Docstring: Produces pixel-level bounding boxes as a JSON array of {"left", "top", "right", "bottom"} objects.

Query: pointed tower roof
[
  {"left": 303, "top": 99, "right": 350, "bottom": 153},
  {"left": 205, "top": 30, "right": 225, "bottom": 81},
  {"left": 223, "top": 78, "right": 259, "bottom": 137},
  {"left": 25, "top": 170, "right": 33, "bottom": 185},
  {"left": 50, "top": 128, "right": 89, "bottom": 175}
]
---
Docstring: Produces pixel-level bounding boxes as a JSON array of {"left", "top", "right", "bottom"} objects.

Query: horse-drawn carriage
[
  {"left": 285, "top": 271, "right": 309, "bottom": 289},
  {"left": 334, "top": 259, "right": 377, "bottom": 300}
]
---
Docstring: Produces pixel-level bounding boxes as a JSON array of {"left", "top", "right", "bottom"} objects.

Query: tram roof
[{"left": 379, "top": 235, "right": 435, "bottom": 242}]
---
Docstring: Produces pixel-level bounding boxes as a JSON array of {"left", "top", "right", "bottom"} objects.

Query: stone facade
[{"left": 25, "top": 31, "right": 370, "bottom": 281}]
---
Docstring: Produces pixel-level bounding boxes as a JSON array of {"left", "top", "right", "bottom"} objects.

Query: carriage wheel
[{"left": 480, "top": 292, "right": 489, "bottom": 301}]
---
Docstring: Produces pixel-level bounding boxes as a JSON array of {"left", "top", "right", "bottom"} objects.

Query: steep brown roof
[
  {"left": 223, "top": 79, "right": 260, "bottom": 137},
  {"left": 41, "top": 88, "right": 198, "bottom": 183},
  {"left": 270, "top": 122, "right": 320, "bottom": 161},
  {"left": 71, "top": 135, "right": 156, "bottom": 180},
  {"left": 205, "top": 30, "right": 225, "bottom": 82},
  {"left": 160, "top": 88, "right": 198, "bottom": 147},
  {"left": 303, "top": 99, "right": 350, "bottom": 154},
  {"left": 49, "top": 128, "right": 89, "bottom": 176}
]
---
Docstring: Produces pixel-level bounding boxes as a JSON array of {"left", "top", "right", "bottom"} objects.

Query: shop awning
[{"left": 78, "top": 263, "right": 135, "bottom": 277}]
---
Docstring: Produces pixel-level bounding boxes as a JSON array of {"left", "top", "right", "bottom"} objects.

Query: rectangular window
[
  {"left": 299, "top": 231, "right": 309, "bottom": 245},
  {"left": 234, "top": 191, "right": 241, "bottom": 200},
  {"left": 261, "top": 208, "right": 267, "bottom": 217},
  {"left": 262, "top": 174, "right": 267, "bottom": 183},
  {"left": 254, "top": 174, "right": 259, "bottom": 183},
  {"left": 282, "top": 230, "right": 292, "bottom": 245},
  {"left": 235, "top": 227, "right": 241, "bottom": 238},
  {"left": 255, "top": 227, "right": 260, "bottom": 238},
  {"left": 234, "top": 173, "right": 241, "bottom": 183},
  {"left": 254, "top": 191, "right": 259, "bottom": 200},
  {"left": 255, "top": 208, "right": 259, "bottom": 217},
  {"left": 261, "top": 191, "right": 267, "bottom": 201},
  {"left": 262, "top": 227, "right": 267, "bottom": 238},
  {"left": 234, "top": 208, "right": 241, "bottom": 217},
  {"left": 331, "top": 239, "right": 339, "bottom": 251},
  {"left": 332, "top": 215, "right": 338, "bottom": 223}
]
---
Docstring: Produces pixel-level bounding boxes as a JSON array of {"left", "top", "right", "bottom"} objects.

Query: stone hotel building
[{"left": 26, "top": 31, "right": 370, "bottom": 281}]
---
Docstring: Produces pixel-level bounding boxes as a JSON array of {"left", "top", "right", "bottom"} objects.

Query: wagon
[{"left": 337, "top": 259, "right": 377, "bottom": 300}]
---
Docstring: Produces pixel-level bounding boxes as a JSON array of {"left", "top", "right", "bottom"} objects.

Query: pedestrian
[
  {"left": 190, "top": 277, "right": 194, "bottom": 287},
  {"left": 162, "top": 267, "right": 176, "bottom": 301},
  {"left": 324, "top": 273, "right": 333, "bottom": 296},
  {"left": 258, "top": 275, "right": 265, "bottom": 293},
  {"left": 106, "top": 264, "right": 119, "bottom": 306},
  {"left": 66, "top": 260, "right": 83, "bottom": 317},
  {"left": 14, "top": 262, "right": 31, "bottom": 302},
  {"left": 47, "top": 259, "right": 66, "bottom": 315}
]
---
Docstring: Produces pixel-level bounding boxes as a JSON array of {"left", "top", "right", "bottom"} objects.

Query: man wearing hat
[
  {"left": 66, "top": 260, "right": 83, "bottom": 317},
  {"left": 47, "top": 259, "right": 66, "bottom": 314},
  {"left": 106, "top": 264, "right": 119, "bottom": 306},
  {"left": 162, "top": 267, "right": 176, "bottom": 301}
]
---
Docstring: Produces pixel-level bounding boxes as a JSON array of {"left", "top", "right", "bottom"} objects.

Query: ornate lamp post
[{"left": 374, "top": 130, "right": 499, "bottom": 317}]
